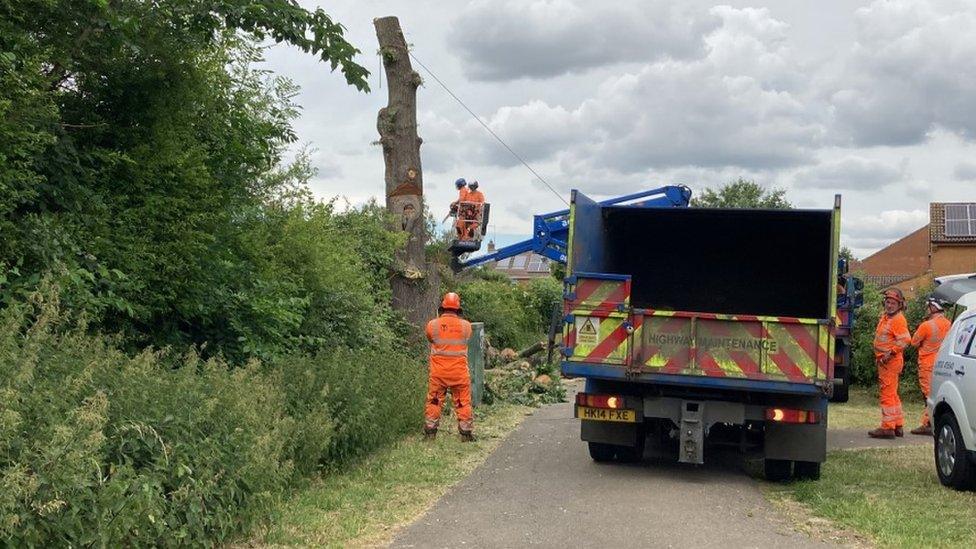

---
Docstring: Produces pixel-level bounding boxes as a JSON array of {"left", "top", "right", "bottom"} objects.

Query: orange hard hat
[
  {"left": 441, "top": 292, "right": 461, "bottom": 311},
  {"left": 882, "top": 288, "right": 905, "bottom": 307}
]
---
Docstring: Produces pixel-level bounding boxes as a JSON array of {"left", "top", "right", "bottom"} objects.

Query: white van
[{"left": 929, "top": 275, "right": 976, "bottom": 490}]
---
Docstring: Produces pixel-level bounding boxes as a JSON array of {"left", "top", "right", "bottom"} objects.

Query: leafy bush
[
  {"left": 454, "top": 275, "right": 562, "bottom": 351},
  {"left": 0, "top": 291, "right": 425, "bottom": 546}
]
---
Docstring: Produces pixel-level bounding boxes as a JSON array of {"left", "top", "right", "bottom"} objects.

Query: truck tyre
[
  {"left": 935, "top": 411, "right": 976, "bottom": 490},
  {"left": 830, "top": 366, "right": 850, "bottom": 403},
  {"left": 588, "top": 442, "right": 616, "bottom": 463},
  {"left": 794, "top": 461, "right": 821, "bottom": 480},
  {"left": 764, "top": 459, "right": 793, "bottom": 482}
]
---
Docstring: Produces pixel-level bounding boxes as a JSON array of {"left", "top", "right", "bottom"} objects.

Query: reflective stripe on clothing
[
  {"left": 878, "top": 360, "right": 904, "bottom": 429},
  {"left": 427, "top": 314, "right": 472, "bottom": 361},
  {"left": 874, "top": 312, "right": 910, "bottom": 359}
]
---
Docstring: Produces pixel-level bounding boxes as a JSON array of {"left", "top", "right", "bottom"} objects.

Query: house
[
  {"left": 485, "top": 240, "right": 553, "bottom": 282},
  {"left": 855, "top": 202, "right": 976, "bottom": 297}
]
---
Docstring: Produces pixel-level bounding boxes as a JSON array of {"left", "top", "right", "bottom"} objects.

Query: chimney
[{"left": 487, "top": 239, "right": 496, "bottom": 253}]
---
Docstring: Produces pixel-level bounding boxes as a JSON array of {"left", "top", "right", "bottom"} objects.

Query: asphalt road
[{"left": 392, "top": 394, "right": 930, "bottom": 549}]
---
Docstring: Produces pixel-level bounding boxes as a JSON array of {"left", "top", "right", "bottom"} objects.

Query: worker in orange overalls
[
  {"left": 424, "top": 292, "right": 475, "bottom": 441},
  {"left": 461, "top": 180, "right": 485, "bottom": 240},
  {"left": 909, "top": 297, "right": 952, "bottom": 435},
  {"left": 451, "top": 178, "right": 469, "bottom": 239},
  {"left": 869, "top": 288, "right": 912, "bottom": 439}
]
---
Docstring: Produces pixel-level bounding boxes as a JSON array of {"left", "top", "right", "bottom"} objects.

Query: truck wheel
[
  {"left": 935, "top": 411, "right": 976, "bottom": 490},
  {"left": 764, "top": 459, "right": 793, "bottom": 482},
  {"left": 793, "top": 461, "right": 821, "bottom": 480},
  {"left": 830, "top": 367, "right": 850, "bottom": 403},
  {"left": 588, "top": 442, "right": 616, "bottom": 462}
]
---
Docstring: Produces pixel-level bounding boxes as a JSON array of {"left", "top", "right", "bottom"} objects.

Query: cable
[{"left": 408, "top": 50, "right": 569, "bottom": 207}]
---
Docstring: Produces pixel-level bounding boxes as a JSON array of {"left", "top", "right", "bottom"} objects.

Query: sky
[{"left": 264, "top": 0, "right": 976, "bottom": 259}]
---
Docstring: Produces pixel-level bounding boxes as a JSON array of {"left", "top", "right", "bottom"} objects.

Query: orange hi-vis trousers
[
  {"left": 424, "top": 364, "right": 473, "bottom": 432},
  {"left": 917, "top": 355, "right": 935, "bottom": 427},
  {"left": 878, "top": 356, "right": 904, "bottom": 429}
]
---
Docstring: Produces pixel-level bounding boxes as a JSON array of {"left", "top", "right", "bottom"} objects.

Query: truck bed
[{"left": 561, "top": 191, "right": 840, "bottom": 391}]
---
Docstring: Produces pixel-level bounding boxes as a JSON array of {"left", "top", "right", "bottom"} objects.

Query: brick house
[
  {"left": 854, "top": 202, "right": 976, "bottom": 297},
  {"left": 485, "top": 241, "right": 553, "bottom": 282}
]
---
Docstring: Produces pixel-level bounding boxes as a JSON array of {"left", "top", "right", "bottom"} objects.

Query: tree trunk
[{"left": 374, "top": 16, "right": 438, "bottom": 329}]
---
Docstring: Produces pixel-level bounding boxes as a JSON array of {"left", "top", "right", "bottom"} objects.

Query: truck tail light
[
  {"left": 576, "top": 393, "right": 625, "bottom": 409},
  {"left": 765, "top": 408, "right": 818, "bottom": 424}
]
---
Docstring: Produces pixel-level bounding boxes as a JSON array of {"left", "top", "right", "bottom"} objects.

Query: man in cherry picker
[
  {"left": 459, "top": 180, "right": 485, "bottom": 240},
  {"left": 451, "top": 178, "right": 470, "bottom": 239}
]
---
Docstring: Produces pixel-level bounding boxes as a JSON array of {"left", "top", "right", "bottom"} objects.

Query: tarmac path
[{"left": 391, "top": 392, "right": 929, "bottom": 549}]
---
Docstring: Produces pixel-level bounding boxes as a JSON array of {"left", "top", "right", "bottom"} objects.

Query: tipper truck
[{"left": 561, "top": 190, "right": 845, "bottom": 481}]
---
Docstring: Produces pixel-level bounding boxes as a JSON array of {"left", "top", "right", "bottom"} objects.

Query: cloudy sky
[{"left": 265, "top": 0, "right": 976, "bottom": 258}]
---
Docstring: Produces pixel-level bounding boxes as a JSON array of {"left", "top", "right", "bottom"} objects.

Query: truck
[{"left": 561, "top": 189, "right": 845, "bottom": 481}]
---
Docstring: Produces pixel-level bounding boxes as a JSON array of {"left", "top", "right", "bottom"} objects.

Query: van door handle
[{"left": 955, "top": 370, "right": 965, "bottom": 376}]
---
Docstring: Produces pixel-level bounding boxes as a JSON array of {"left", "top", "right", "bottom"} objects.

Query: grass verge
[
  {"left": 249, "top": 403, "right": 532, "bottom": 548},
  {"left": 828, "top": 385, "right": 926, "bottom": 431},
  {"left": 767, "top": 445, "right": 976, "bottom": 548}
]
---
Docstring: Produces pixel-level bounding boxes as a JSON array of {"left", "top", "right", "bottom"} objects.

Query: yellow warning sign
[{"left": 577, "top": 317, "right": 599, "bottom": 346}]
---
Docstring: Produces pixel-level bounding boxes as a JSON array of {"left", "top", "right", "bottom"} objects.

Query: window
[
  {"left": 945, "top": 204, "right": 976, "bottom": 237},
  {"left": 952, "top": 316, "right": 976, "bottom": 357}
]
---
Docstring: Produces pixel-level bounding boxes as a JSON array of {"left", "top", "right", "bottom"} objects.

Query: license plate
[{"left": 576, "top": 406, "right": 636, "bottom": 423}]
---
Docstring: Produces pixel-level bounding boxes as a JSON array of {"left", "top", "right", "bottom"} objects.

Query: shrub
[
  {"left": 0, "top": 290, "right": 425, "bottom": 546},
  {"left": 455, "top": 279, "right": 534, "bottom": 351}
]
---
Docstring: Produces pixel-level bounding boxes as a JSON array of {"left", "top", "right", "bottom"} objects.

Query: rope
[{"left": 407, "top": 50, "right": 569, "bottom": 207}]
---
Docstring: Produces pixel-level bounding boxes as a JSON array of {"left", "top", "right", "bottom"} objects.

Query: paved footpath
[{"left": 392, "top": 397, "right": 929, "bottom": 549}]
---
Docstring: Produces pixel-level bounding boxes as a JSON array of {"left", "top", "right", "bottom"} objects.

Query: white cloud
[
  {"left": 793, "top": 156, "right": 904, "bottom": 190},
  {"left": 448, "top": 0, "right": 719, "bottom": 81},
  {"left": 954, "top": 161, "right": 976, "bottom": 181},
  {"left": 462, "top": 6, "right": 824, "bottom": 187},
  {"left": 842, "top": 208, "right": 929, "bottom": 256},
  {"left": 830, "top": 0, "right": 976, "bottom": 146}
]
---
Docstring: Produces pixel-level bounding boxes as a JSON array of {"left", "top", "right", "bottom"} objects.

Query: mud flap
[
  {"left": 764, "top": 422, "right": 826, "bottom": 462},
  {"left": 581, "top": 420, "right": 643, "bottom": 448}
]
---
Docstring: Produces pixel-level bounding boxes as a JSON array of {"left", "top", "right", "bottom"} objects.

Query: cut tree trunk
[{"left": 374, "top": 16, "right": 438, "bottom": 329}]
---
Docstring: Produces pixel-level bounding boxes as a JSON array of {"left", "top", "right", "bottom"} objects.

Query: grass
[
  {"left": 767, "top": 445, "right": 976, "bottom": 548},
  {"left": 248, "top": 403, "right": 532, "bottom": 548},
  {"left": 828, "top": 384, "right": 926, "bottom": 431}
]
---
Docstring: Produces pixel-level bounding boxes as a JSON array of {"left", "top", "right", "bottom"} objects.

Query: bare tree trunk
[{"left": 374, "top": 16, "right": 438, "bottom": 329}]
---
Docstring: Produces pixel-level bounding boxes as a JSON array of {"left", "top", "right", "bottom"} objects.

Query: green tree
[
  {"left": 691, "top": 178, "right": 792, "bottom": 209},
  {"left": 0, "top": 1, "right": 376, "bottom": 360}
]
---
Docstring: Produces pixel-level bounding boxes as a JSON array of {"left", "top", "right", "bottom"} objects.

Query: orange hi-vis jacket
[
  {"left": 425, "top": 312, "right": 472, "bottom": 370},
  {"left": 912, "top": 314, "right": 951, "bottom": 366},
  {"left": 466, "top": 190, "right": 485, "bottom": 205},
  {"left": 873, "top": 311, "right": 911, "bottom": 365},
  {"left": 455, "top": 187, "right": 470, "bottom": 204}
]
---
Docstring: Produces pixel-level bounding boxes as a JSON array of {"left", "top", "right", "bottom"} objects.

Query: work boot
[
  {"left": 459, "top": 429, "right": 475, "bottom": 443},
  {"left": 895, "top": 426, "right": 904, "bottom": 438},
  {"left": 423, "top": 427, "right": 437, "bottom": 441},
  {"left": 911, "top": 425, "right": 933, "bottom": 436},
  {"left": 868, "top": 428, "right": 896, "bottom": 439}
]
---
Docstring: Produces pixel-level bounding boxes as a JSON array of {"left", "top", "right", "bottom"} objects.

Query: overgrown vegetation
[
  {"left": 453, "top": 272, "right": 562, "bottom": 351},
  {"left": 0, "top": 289, "right": 425, "bottom": 546}
]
